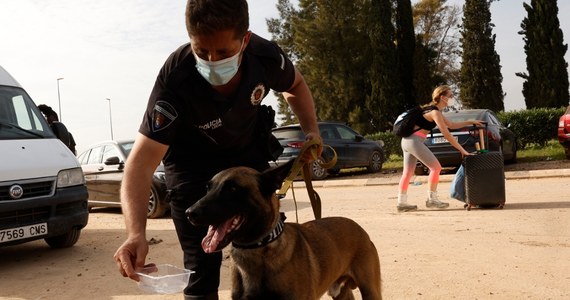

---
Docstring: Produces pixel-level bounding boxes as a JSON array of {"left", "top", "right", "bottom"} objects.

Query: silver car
[{"left": 77, "top": 140, "right": 169, "bottom": 218}]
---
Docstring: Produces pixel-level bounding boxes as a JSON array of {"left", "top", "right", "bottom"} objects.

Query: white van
[{"left": 0, "top": 65, "right": 88, "bottom": 248}]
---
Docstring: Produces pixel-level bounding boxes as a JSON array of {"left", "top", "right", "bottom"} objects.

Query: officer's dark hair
[{"left": 185, "top": 0, "right": 249, "bottom": 39}]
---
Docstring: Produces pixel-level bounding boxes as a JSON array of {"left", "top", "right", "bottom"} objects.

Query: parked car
[
  {"left": 558, "top": 104, "right": 570, "bottom": 159},
  {"left": 271, "top": 122, "right": 386, "bottom": 180},
  {"left": 77, "top": 140, "right": 169, "bottom": 218},
  {"left": 416, "top": 109, "right": 517, "bottom": 175}
]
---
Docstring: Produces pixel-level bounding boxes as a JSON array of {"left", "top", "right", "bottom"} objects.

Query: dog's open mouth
[{"left": 202, "top": 215, "right": 243, "bottom": 253}]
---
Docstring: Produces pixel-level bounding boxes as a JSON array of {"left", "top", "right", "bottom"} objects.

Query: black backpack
[{"left": 393, "top": 106, "right": 436, "bottom": 137}]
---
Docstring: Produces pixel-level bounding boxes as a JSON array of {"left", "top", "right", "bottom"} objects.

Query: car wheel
[
  {"left": 44, "top": 227, "right": 81, "bottom": 248},
  {"left": 506, "top": 143, "right": 517, "bottom": 164},
  {"left": 565, "top": 147, "right": 570, "bottom": 159},
  {"left": 367, "top": 150, "right": 383, "bottom": 173},
  {"left": 500, "top": 143, "right": 516, "bottom": 165},
  {"left": 147, "top": 185, "right": 167, "bottom": 219},
  {"left": 310, "top": 158, "right": 328, "bottom": 180}
]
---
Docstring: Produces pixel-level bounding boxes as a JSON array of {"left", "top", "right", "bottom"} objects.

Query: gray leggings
[{"left": 399, "top": 133, "right": 441, "bottom": 192}]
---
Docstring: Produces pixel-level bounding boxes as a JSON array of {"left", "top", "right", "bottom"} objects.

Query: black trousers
[
  {"left": 170, "top": 192, "right": 222, "bottom": 298},
  {"left": 167, "top": 152, "right": 269, "bottom": 298}
]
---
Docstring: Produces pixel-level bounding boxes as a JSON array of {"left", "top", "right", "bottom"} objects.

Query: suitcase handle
[{"left": 470, "top": 122, "right": 488, "bottom": 152}]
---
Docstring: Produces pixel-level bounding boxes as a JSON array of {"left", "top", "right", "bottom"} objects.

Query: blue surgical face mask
[{"left": 194, "top": 40, "right": 244, "bottom": 86}]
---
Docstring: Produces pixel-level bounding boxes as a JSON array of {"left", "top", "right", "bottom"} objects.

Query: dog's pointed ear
[{"left": 259, "top": 159, "right": 295, "bottom": 196}]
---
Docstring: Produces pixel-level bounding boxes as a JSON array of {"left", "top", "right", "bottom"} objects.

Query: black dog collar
[{"left": 232, "top": 213, "right": 286, "bottom": 249}]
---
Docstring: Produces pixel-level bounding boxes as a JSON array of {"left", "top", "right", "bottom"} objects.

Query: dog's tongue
[{"left": 201, "top": 218, "right": 235, "bottom": 253}]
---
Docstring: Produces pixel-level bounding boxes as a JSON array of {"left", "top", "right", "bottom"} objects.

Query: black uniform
[{"left": 139, "top": 33, "right": 295, "bottom": 297}]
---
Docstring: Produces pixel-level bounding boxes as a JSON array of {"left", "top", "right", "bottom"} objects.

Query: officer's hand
[
  {"left": 113, "top": 236, "right": 149, "bottom": 282},
  {"left": 301, "top": 132, "right": 323, "bottom": 163}
]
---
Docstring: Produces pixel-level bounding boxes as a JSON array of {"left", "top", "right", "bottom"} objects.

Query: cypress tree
[
  {"left": 459, "top": 0, "right": 504, "bottom": 112},
  {"left": 395, "top": 0, "right": 416, "bottom": 108},
  {"left": 368, "top": 0, "right": 402, "bottom": 131},
  {"left": 516, "top": 0, "right": 569, "bottom": 109}
]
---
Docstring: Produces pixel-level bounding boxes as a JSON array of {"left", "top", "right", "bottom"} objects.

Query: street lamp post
[
  {"left": 56, "top": 78, "right": 64, "bottom": 121},
  {"left": 105, "top": 98, "right": 114, "bottom": 140}
]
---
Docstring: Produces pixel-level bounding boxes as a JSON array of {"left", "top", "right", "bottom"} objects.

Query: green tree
[
  {"left": 296, "top": 0, "right": 374, "bottom": 133},
  {"left": 395, "top": 0, "right": 416, "bottom": 108},
  {"left": 412, "top": 0, "right": 461, "bottom": 103},
  {"left": 268, "top": 0, "right": 401, "bottom": 134},
  {"left": 516, "top": 0, "right": 569, "bottom": 109},
  {"left": 267, "top": 0, "right": 300, "bottom": 125},
  {"left": 459, "top": 0, "right": 504, "bottom": 112},
  {"left": 368, "top": 0, "right": 402, "bottom": 131}
]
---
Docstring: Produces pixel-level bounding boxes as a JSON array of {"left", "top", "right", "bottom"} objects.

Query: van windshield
[{"left": 0, "top": 86, "right": 54, "bottom": 140}]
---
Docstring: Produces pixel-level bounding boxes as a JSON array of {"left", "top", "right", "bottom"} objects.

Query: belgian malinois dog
[{"left": 186, "top": 160, "right": 382, "bottom": 299}]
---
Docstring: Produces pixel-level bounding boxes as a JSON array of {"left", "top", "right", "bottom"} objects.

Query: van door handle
[{"left": 98, "top": 167, "right": 104, "bottom": 171}]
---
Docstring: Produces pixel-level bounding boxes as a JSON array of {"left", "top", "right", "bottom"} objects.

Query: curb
[{"left": 296, "top": 168, "right": 570, "bottom": 189}]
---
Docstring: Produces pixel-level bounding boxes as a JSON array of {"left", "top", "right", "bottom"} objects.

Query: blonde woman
[{"left": 397, "top": 85, "right": 483, "bottom": 212}]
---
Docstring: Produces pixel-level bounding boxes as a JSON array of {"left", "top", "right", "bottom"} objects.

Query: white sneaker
[
  {"left": 397, "top": 203, "right": 418, "bottom": 212},
  {"left": 426, "top": 191, "right": 449, "bottom": 209}
]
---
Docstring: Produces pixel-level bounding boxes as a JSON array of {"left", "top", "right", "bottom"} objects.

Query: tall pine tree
[
  {"left": 516, "top": 0, "right": 569, "bottom": 109},
  {"left": 459, "top": 0, "right": 504, "bottom": 112}
]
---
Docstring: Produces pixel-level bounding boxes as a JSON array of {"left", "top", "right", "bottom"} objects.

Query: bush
[
  {"left": 365, "top": 131, "right": 401, "bottom": 158},
  {"left": 498, "top": 107, "right": 565, "bottom": 149},
  {"left": 366, "top": 107, "right": 566, "bottom": 154}
]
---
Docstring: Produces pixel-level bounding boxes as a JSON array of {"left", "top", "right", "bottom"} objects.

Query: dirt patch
[{"left": 1, "top": 161, "right": 569, "bottom": 299}]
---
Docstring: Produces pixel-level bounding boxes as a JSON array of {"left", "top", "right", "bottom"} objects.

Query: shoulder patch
[
  {"left": 152, "top": 101, "right": 178, "bottom": 132},
  {"left": 250, "top": 83, "right": 266, "bottom": 106}
]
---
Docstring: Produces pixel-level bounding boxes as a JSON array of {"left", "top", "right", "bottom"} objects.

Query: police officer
[{"left": 113, "top": 0, "right": 321, "bottom": 299}]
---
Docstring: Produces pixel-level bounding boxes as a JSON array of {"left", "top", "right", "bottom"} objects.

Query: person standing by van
[{"left": 38, "top": 104, "right": 76, "bottom": 155}]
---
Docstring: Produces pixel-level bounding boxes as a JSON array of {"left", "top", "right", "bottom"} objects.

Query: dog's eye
[{"left": 223, "top": 180, "right": 239, "bottom": 194}]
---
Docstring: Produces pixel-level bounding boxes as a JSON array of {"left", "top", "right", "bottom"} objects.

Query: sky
[{"left": 1, "top": 0, "right": 569, "bottom": 153}]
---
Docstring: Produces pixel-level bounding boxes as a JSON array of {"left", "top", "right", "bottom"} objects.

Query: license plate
[
  {"left": 0, "top": 223, "right": 48, "bottom": 244},
  {"left": 432, "top": 136, "right": 458, "bottom": 144}
]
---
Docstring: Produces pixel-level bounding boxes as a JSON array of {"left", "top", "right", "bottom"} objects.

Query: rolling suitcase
[{"left": 463, "top": 125, "right": 506, "bottom": 210}]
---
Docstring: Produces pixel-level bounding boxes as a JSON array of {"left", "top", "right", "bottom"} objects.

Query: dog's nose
[{"left": 185, "top": 207, "right": 200, "bottom": 224}]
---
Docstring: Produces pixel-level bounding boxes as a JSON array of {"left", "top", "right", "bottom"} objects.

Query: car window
[
  {"left": 487, "top": 113, "right": 500, "bottom": 125},
  {"left": 102, "top": 145, "right": 120, "bottom": 163},
  {"left": 119, "top": 141, "right": 134, "bottom": 157},
  {"left": 335, "top": 125, "right": 356, "bottom": 140},
  {"left": 319, "top": 125, "right": 337, "bottom": 140},
  {"left": 272, "top": 128, "right": 304, "bottom": 140},
  {"left": 87, "top": 146, "right": 104, "bottom": 164},
  {"left": 444, "top": 112, "right": 480, "bottom": 123},
  {"left": 77, "top": 150, "right": 90, "bottom": 165}
]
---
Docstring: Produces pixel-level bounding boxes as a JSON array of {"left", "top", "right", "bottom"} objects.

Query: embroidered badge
[
  {"left": 250, "top": 83, "right": 266, "bottom": 106},
  {"left": 152, "top": 101, "right": 178, "bottom": 132}
]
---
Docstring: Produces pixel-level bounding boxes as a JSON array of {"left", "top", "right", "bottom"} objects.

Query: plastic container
[{"left": 136, "top": 264, "right": 192, "bottom": 294}]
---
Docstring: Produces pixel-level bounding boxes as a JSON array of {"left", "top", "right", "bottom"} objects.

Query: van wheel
[
  {"left": 45, "top": 228, "right": 81, "bottom": 248},
  {"left": 148, "top": 185, "right": 167, "bottom": 219}
]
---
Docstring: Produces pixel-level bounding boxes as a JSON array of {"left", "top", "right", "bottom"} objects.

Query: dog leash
[{"left": 277, "top": 138, "right": 337, "bottom": 220}]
